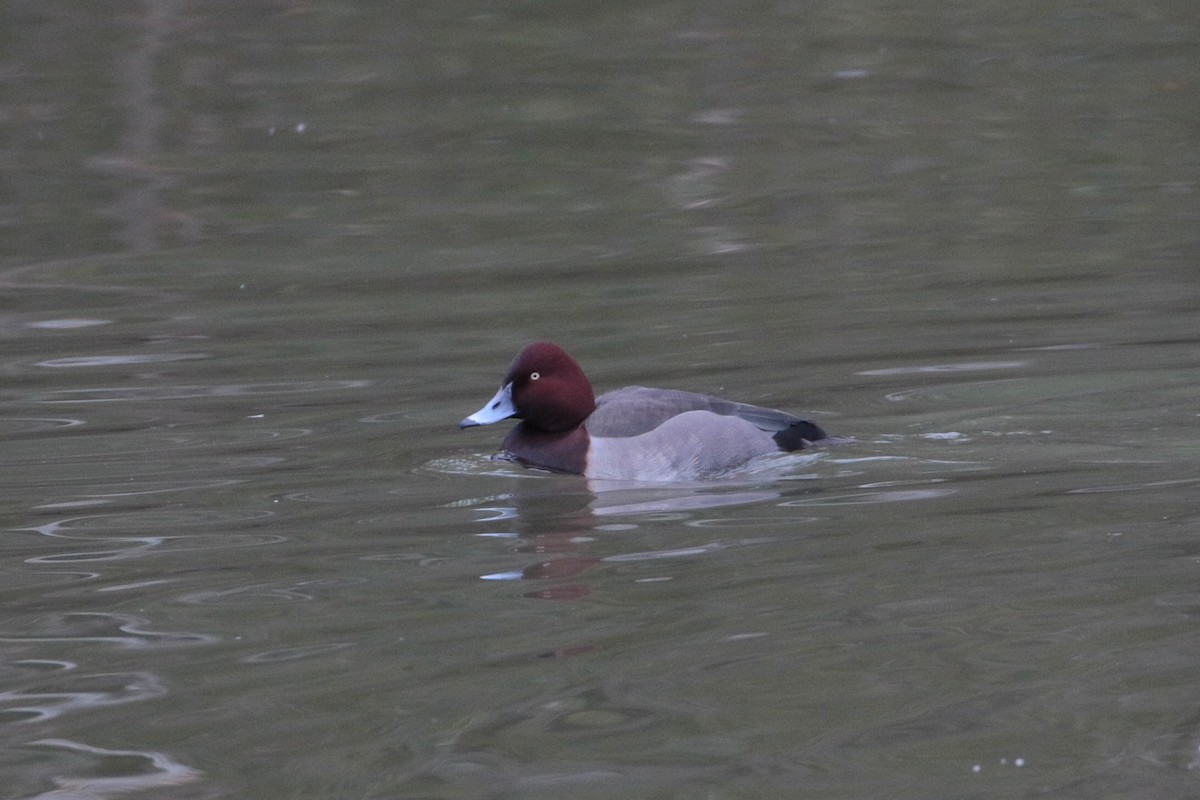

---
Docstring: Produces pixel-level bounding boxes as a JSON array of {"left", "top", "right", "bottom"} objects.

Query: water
[{"left": 2, "top": 2, "right": 1199, "bottom": 798}]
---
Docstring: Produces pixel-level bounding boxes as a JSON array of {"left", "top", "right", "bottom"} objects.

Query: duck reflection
[{"left": 474, "top": 474, "right": 783, "bottom": 601}]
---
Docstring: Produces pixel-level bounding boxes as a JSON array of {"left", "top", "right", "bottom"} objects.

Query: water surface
[{"left": 2, "top": 2, "right": 1198, "bottom": 798}]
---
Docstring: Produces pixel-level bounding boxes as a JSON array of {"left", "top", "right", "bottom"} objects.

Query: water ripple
[
  {"left": 421, "top": 454, "right": 535, "bottom": 478},
  {"left": 1067, "top": 477, "right": 1200, "bottom": 494},
  {"left": 32, "top": 479, "right": 246, "bottom": 508},
  {"left": 25, "top": 739, "right": 200, "bottom": 798},
  {"left": 0, "top": 612, "right": 216, "bottom": 649},
  {"left": 16, "top": 511, "right": 283, "bottom": 562},
  {"left": 0, "top": 669, "right": 166, "bottom": 723},
  {"left": 861, "top": 361, "right": 1027, "bottom": 376},
  {"left": 779, "top": 487, "right": 957, "bottom": 507},
  {"left": 25, "top": 379, "right": 370, "bottom": 403},
  {"left": 592, "top": 491, "right": 781, "bottom": 517},
  {"left": 34, "top": 353, "right": 208, "bottom": 368},
  {"left": 243, "top": 642, "right": 356, "bottom": 663},
  {"left": 0, "top": 417, "right": 87, "bottom": 437},
  {"left": 177, "top": 577, "right": 368, "bottom": 606},
  {"left": 602, "top": 538, "right": 778, "bottom": 563},
  {"left": 25, "top": 318, "right": 112, "bottom": 330}
]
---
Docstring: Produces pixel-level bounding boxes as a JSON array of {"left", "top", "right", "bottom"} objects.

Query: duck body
[{"left": 460, "top": 342, "right": 829, "bottom": 482}]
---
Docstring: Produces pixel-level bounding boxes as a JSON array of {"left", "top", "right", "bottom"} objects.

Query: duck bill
[{"left": 459, "top": 383, "right": 517, "bottom": 428}]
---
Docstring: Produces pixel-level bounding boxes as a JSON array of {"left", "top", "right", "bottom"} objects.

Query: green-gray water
[{"left": 2, "top": 3, "right": 1197, "bottom": 798}]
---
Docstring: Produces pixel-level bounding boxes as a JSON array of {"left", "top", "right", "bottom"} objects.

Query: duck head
[{"left": 460, "top": 342, "right": 597, "bottom": 432}]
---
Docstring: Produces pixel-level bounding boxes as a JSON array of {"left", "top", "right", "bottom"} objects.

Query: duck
[{"left": 459, "top": 341, "right": 830, "bottom": 481}]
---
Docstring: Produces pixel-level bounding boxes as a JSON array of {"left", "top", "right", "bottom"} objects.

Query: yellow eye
[{"left": 530, "top": 372, "right": 540, "bottom": 381}]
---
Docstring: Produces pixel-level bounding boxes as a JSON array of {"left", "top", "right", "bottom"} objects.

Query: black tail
[{"left": 772, "top": 419, "right": 827, "bottom": 451}]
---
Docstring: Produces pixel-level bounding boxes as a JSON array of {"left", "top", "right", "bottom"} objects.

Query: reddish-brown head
[{"left": 503, "top": 342, "right": 597, "bottom": 432}]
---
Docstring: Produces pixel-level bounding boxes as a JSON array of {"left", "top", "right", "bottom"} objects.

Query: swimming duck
[{"left": 460, "top": 341, "right": 829, "bottom": 481}]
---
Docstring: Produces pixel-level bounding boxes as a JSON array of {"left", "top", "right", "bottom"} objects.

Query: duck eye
[{"left": 530, "top": 372, "right": 540, "bottom": 381}]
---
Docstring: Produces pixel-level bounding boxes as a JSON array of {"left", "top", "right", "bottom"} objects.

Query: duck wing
[{"left": 589, "top": 386, "right": 823, "bottom": 444}]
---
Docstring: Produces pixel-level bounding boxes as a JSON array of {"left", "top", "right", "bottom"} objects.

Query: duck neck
[{"left": 502, "top": 423, "right": 588, "bottom": 475}]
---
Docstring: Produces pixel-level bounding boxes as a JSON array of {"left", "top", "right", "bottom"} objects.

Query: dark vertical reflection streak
[{"left": 112, "top": 0, "right": 175, "bottom": 253}]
